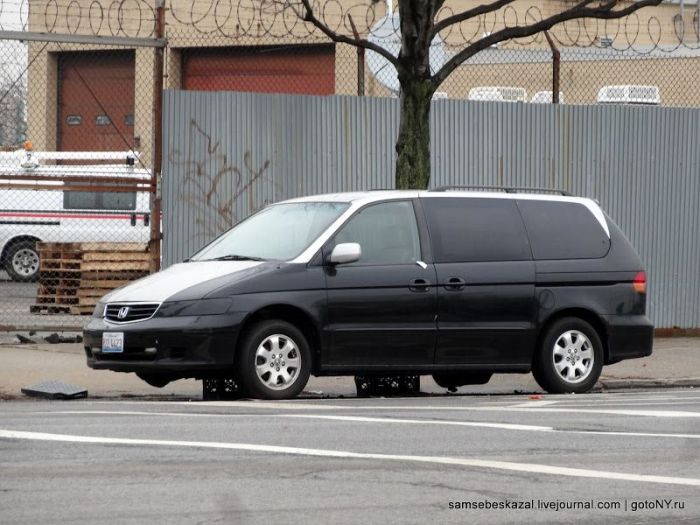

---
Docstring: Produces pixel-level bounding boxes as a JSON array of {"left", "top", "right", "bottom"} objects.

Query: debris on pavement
[{"left": 21, "top": 380, "right": 88, "bottom": 400}]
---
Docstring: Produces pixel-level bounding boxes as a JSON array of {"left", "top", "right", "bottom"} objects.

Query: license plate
[{"left": 102, "top": 332, "right": 124, "bottom": 354}]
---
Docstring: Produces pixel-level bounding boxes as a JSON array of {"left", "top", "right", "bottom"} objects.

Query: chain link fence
[
  {"left": 0, "top": 1, "right": 159, "bottom": 331},
  {"left": 1, "top": 0, "right": 699, "bottom": 331}
]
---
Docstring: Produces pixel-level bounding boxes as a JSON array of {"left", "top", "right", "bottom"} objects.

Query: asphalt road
[{"left": 1, "top": 390, "right": 700, "bottom": 524}]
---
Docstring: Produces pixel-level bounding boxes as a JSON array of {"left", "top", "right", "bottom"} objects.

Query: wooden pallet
[
  {"left": 70, "top": 305, "right": 97, "bottom": 316},
  {"left": 37, "top": 242, "right": 148, "bottom": 253},
  {"left": 80, "top": 270, "right": 149, "bottom": 280},
  {"left": 34, "top": 242, "right": 151, "bottom": 315},
  {"left": 30, "top": 304, "right": 72, "bottom": 314}
]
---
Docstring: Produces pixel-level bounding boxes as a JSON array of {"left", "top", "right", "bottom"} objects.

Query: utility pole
[
  {"left": 150, "top": 0, "right": 165, "bottom": 272},
  {"left": 544, "top": 31, "right": 560, "bottom": 104},
  {"left": 348, "top": 15, "right": 364, "bottom": 96}
]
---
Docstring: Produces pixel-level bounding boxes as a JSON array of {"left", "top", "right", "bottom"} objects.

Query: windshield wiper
[{"left": 208, "top": 254, "right": 268, "bottom": 262}]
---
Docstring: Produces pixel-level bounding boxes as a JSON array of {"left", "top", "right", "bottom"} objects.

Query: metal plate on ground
[{"left": 21, "top": 380, "right": 88, "bottom": 400}]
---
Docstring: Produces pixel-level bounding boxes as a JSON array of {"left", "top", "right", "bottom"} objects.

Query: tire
[
  {"left": 5, "top": 240, "right": 40, "bottom": 282},
  {"left": 432, "top": 372, "right": 492, "bottom": 390},
  {"left": 237, "top": 320, "right": 311, "bottom": 400},
  {"left": 532, "top": 317, "right": 604, "bottom": 394}
]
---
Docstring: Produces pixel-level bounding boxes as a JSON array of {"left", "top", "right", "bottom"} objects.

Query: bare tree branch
[
  {"left": 432, "top": 0, "right": 663, "bottom": 88},
  {"left": 430, "top": 0, "right": 519, "bottom": 40},
  {"left": 296, "top": 0, "right": 402, "bottom": 69}
]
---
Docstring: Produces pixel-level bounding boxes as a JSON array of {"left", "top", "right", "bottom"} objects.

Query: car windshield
[{"left": 190, "top": 201, "right": 350, "bottom": 262}]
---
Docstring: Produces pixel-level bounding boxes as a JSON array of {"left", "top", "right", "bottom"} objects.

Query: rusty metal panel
[
  {"left": 182, "top": 45, "right": 336, "bottom": 95},
  {"left": 58, "top": 51, "right": 135, "bottom": 153},
  {"left": 163, "top": 91, "right": 700, "bottom": 328}
]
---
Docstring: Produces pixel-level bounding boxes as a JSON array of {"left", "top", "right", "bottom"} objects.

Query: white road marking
[
  {"left": 577, "top": 429, "right": 700, "bottom": 440},
  {"left": 281, "top": 414, "right": 551, "bottom": 431},
  {"left": 509, "top": 400, "right": 560, "bottom": 408},
  {"left": 151, "top": 401, "right": 700, "bottom": 418},
  {"left": 551, "top": 400, "right": 700, "bottom": 408},
  {"left": 1, "top": 428, "right": 699, "bottom": 487},
  {"left": 281, "top": 414, "right": 700, "bottom": 440},
  {"left": 34, "top": 410, "right": 700, "bottom": 440},
  {"left": 32, "top": 410, "right": 554, "bottom": 432}
]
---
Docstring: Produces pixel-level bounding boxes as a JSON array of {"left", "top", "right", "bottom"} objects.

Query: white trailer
[{"left": 0, "top": 150, "right": 151, "bottom": 281}]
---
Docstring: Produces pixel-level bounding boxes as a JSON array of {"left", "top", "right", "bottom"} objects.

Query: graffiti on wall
[{"left": 168, "top": 119, "right": 271, "bottom": 244}]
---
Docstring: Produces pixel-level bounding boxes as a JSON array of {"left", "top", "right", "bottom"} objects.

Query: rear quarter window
[
  {"left": 422, "top": 197, "right": 531, "bottom": 263},
  {"left": 517, "top": 200, "right": 610, "bottom": 260}
]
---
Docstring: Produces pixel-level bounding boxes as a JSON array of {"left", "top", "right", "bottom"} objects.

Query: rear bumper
[
  {"left": 603, "top": 314, "right": 654, "bottom": 364},
  {"left": 83, "top": 312, "right": 245, "bottom": 377}
]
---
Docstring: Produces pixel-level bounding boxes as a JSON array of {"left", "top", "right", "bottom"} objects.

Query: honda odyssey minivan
[{"left": 84, "top": 189, "right": 653, "bottom": 399}]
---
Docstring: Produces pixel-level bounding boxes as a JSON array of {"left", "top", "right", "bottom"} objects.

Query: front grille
[{"left": 105, "top": 303, "right": 159, "bottom": 323}]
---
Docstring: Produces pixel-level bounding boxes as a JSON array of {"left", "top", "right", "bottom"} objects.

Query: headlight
[
  {"left": 156, "top": 298, "right": 232, "bottom": 317},
  {"left": 92, "top": 301, "right": 106, "bottom": 318}
]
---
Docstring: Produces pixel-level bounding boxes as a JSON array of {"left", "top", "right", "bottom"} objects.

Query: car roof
[
  {"left": 279, "top": 190, "right": 610, "bottom": 237},
  {"left": 282, "top": 190, "right": 419, "bottom": 204},
  {"left": 281, "top": 189, "right": 594, "bottom": 206}
]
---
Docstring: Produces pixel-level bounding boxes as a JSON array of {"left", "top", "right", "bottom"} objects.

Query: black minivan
[{"left": 84, "top": 189, "right": 653, "bottom": 399}]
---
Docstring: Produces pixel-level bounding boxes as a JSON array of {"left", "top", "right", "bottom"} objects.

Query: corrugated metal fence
[{"left": 162, "top": 90, "right": 700, "bottom": 328}]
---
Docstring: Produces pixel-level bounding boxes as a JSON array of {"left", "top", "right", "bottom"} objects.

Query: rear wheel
[
  {"left": 533, "top": 317, "right": 603, "bottom": 394},
  {"left": 5, "top": 240, "right": 40, "bottom": 282},
  {"left": 238, "top": 320, "right": 311, "bottom": 400}
]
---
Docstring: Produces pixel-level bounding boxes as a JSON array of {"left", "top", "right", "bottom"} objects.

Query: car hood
[{"left": 102, "top": 260, "right": 264, "bottom": 303}]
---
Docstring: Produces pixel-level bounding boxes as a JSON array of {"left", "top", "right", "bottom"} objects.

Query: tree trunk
[{"left": 395, "top": 78, "right": 434, "bottom": 190}]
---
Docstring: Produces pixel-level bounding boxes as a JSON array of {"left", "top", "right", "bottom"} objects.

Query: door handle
[
  {"left": 444, "top": 277, "right": 466, "bottom": 291},
  {"left": 409, "top": 278, "right": 430, "bottom": 292}
]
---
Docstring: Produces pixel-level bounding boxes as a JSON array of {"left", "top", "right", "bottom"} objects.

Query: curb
[{"left": 598, "top": 377, "right": 700, "bottom": 390}]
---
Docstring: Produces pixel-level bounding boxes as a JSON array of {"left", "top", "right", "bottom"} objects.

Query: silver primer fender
[{"left": 103, "top": 261, "right": 263, "bottom": 303}]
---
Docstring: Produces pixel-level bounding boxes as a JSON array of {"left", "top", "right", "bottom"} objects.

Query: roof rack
[{"left": 428, "top": 185, "right": 573, "bottom": 196}]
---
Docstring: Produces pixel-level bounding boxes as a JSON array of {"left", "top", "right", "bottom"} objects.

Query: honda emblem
[{"left": 117, "top": 306, "right": 130, "bottom": 319}]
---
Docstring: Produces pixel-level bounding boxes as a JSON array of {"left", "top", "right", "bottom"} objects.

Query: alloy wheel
[
  {"left": 254, "top": 334, "right": 302, "bottom": 390},
  {"left": 552, "top": 330, "right": 595, "bottom": 384}
]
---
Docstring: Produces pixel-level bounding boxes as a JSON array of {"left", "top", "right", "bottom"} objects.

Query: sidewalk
[{"left": 1, "top": 338, "right": 698, "bottom": 400}]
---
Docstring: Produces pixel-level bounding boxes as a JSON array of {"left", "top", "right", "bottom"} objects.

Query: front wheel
[
  {"left": 533, "top": 317, "right": 604, "bottom": 394},
  {"left": 237, "top": 320, "right": 311, "bottom": 400}
]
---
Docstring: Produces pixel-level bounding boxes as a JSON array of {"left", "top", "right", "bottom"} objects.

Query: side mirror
[{"left": 329, "top": 243, "right": 362, "bottom": 265}]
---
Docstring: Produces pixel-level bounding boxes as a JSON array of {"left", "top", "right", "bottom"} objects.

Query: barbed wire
[
  {"left": 1, "top": 0, "right": 698, "bottom": 52},
  {"left": 0, "top": 0, "right": 156, "bottom": 37},
  {"left": 165, "top": 0, "right": 700, "bottom": 53}
]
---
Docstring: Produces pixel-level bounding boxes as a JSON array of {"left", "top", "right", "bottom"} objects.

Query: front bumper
[
  {"left": 604, "top": 314, "right": 654, "bottom": 364},
  {"left": 83, "top": 312, "right": 245, "bottom": 376}
]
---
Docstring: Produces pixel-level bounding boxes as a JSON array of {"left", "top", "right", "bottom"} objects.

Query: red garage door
[
  {"left": 182, "top": 45, "right": 335, "bottom": 95},
  {"left": 58, "top": 51, "right": 135, "bottom": 152}
]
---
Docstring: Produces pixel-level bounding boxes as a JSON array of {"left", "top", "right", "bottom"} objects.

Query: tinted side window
[
  {"left": 63, "top": 187, "right": 136, "bottom": 210},
  {"left": 63, "top": 189, "right": 100, "bottom": 210},
  {"left": 517, "top": 200, "right": 610, "bottom": 260},
  {"left": 101, "top": 191, "right": 136, "bottom": 211},
  {"left": 332, "top": 201, "right": 421, "bottom": 265},
  {"left": 422, "top": 197, "right": 531, "bottom": 263}
]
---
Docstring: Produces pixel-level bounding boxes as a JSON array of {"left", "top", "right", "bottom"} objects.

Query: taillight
[{"left": 633, "top": 271, "right": 646, "bottom": 294}]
